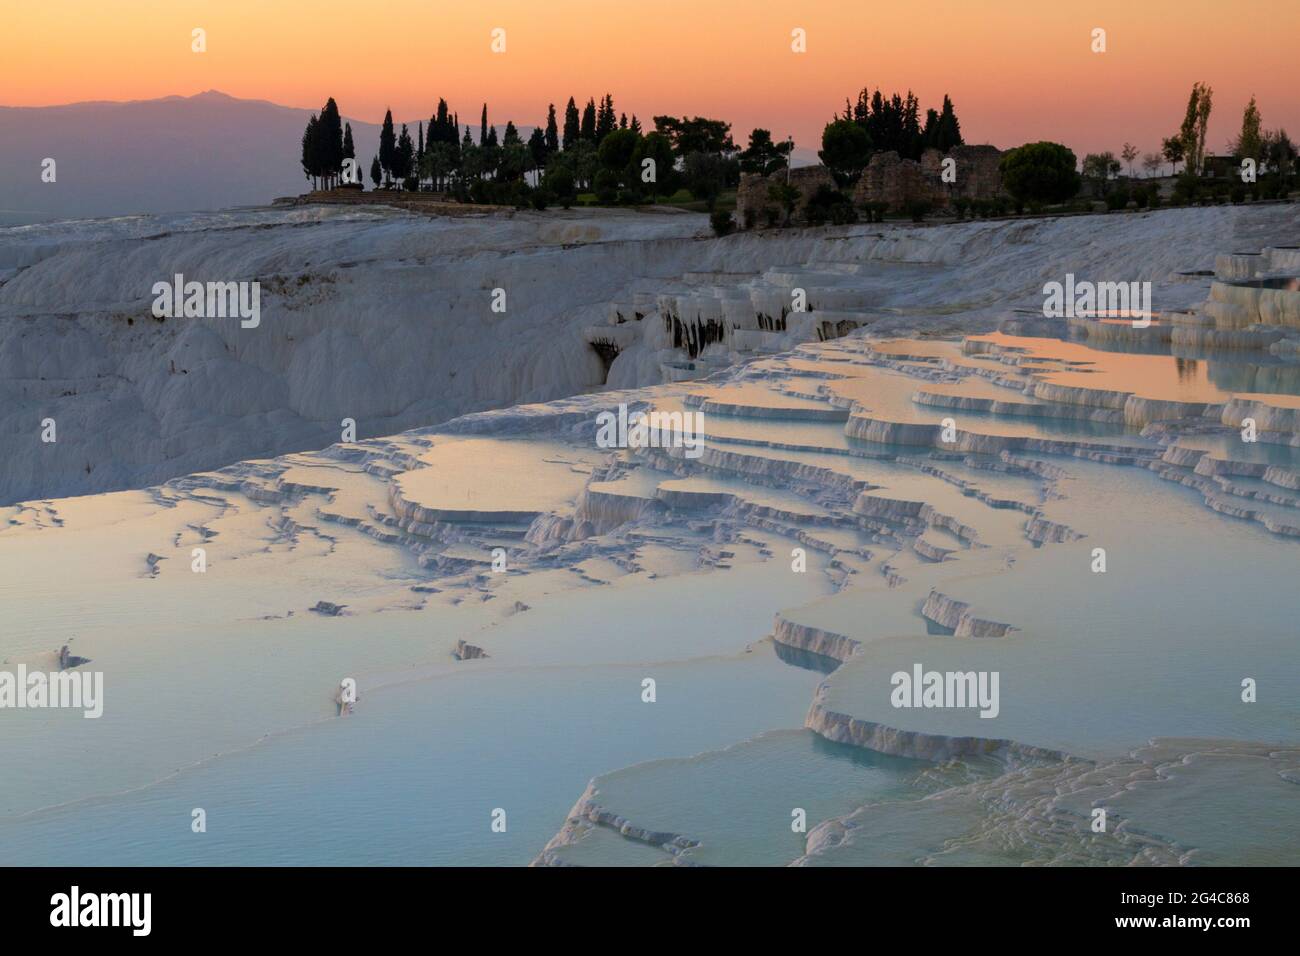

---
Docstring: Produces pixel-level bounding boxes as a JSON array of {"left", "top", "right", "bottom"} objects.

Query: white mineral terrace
[{"left": 1, "top": 202, "right": 1298, "bottom": 865}]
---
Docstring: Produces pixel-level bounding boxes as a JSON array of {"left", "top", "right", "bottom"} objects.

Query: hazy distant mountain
[{"left": 0, "top": 91, "right": 526, "bottom": 226}]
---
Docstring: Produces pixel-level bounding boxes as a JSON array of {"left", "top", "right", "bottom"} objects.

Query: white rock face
[{"left": 2, "top": 202, "right": 1297, "bottom": 506}]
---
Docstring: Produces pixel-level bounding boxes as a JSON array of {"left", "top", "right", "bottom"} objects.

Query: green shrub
[
  {"left": 543, "top": 168, "right": 576, "bottom": 208},
  {"left": 710, "top": 209, "right": 736, "bottom": 237},
  {"left": 905, "top": 198, "right": 933, "bottom": 222},
  {"left": 804, "top": 185, "right": 857, "bottom": 226},
  {"left": 593, "top": 169, "right": 619, "bottom": 203}
]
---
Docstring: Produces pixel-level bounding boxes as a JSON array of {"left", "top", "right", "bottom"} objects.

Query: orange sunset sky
[{"left": 3, "top": 0, "right": 1297, "bottom": 158}]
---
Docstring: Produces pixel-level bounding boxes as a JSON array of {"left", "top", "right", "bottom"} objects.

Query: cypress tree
[
  {"left": 319, "top": 98, "right": 344, "bottom": 187},
  {"left": 563, "top": 98, "right": 580, "bottom": 150},
  {"left": 396, "top": 124, "right": 414, "bottom": 181},
  {"left": 936, "top": 94, "right": 963, "bottom": 152},
  {"left": 342, "top": 122, "right": 356, "bottom": 183},
  {"left": 301, "top": 114, "right": 321, "bottom": 189},
  {"left": 379, "top": 109, "right": 397, "bottom": 185},
  {"left": 369, "top": 155, "right": 381, "bottom": 187},
  {"left": 581, "top": 98, "right": 596, "bottom": 142},
  {"left": 529, "top": 128, "right": 547, "bottom": 166},
  {"left": 922, "top": 109, "right": 939, "bottom": 149},
  {"left": 545, "top": 104, "right": 559, "bottom": 153},
  {"left": 480, "top": 104, "right": 488, "bottom": 146},
  {"left": 595, "top": 94, "right": 615, "bottom": 142}
]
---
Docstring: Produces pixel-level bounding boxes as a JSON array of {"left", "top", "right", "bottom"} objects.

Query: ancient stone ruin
[
  {"left": 736, "top": 145, "right": 1004, "bottom": 228},
  {"left": 735, "top": 166, "right": 834, "bottom": 228}
]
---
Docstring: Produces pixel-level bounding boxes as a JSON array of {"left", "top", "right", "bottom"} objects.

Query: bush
[
  {"left": 905, "top": 199, "right": 933, "bottom": 222},
  {"left": 1171, "top": 173, "right": 1200, "bottom": 205},
  {"left": 952, "top": 197, "right": 970, "bottom": 220},
  {"left": 999, "top": 141, "right": 1082, "bottom": 206},
  {"left": 804, "top": 185, "right": 858, "bottom": 226},
  {"left": 863, "top": 201, "right": 888, "bottom": 223},
  {"left": 1105, "top": 188, "right": 1130, "bottom": 211},
  {"left": 403, "top": 175, "right": 420, "bottom": 192},
  {"left": 593, "top": 169, "right": 619, "bottom": 203},
  {"left": 531, "top": 189, "right": 552, "bottom": 211},
  {"left": 1133, "top": 189, "right": 1149, "bottom": 209},
  {"left": 1230, "top": 185, "right": 1246, "bottom": 204},
  {"left": 544, "top": 168, "right": 576, "bottom": 209},
  {"left": 742, "top": 207, "right": 757, "bottom": 230},
  {"left": 710, "top": 209, "right": 736, "bottom": 237}
]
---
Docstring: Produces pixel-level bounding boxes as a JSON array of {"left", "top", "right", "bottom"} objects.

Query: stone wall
[
  {"left": 735, "top": 166, "right": 835, "bottom": 228},
  {"left": 735, "top": 146, "right": 1003, "bottom": 228},
  {"left": 855, "top": 145, "right": 1004, "bottom": 212}
]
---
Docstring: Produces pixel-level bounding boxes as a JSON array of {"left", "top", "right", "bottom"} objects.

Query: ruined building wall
[
  {"left": 855, "top": 145, "right": 1004, "bottom": 211},
  {"left": 736, "top": 145, "right": 1004, "bottom": 228},
  {"left": 735, "top": 166, "right": 835, "bottom": 228}
]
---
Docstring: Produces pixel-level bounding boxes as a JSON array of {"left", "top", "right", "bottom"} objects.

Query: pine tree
[
  {"left": 581, "top": 98, "right": 597, "bottom": 142},
  {"left": 630, "top": 115, "right": 641, "bottom": 135},
  {"left": 563, "top": 98, "right": 580, "bottom": 150},
  {"left": 379, "top": 109, "right": 397, "bottom": 185},
  {"left": 545, "top": 104, "right": 559, "bottom": 154}
]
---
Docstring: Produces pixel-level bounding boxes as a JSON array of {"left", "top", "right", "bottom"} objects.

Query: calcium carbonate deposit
[{"left": 1, "top": 201, "right": 1297, "bottom": 865}]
